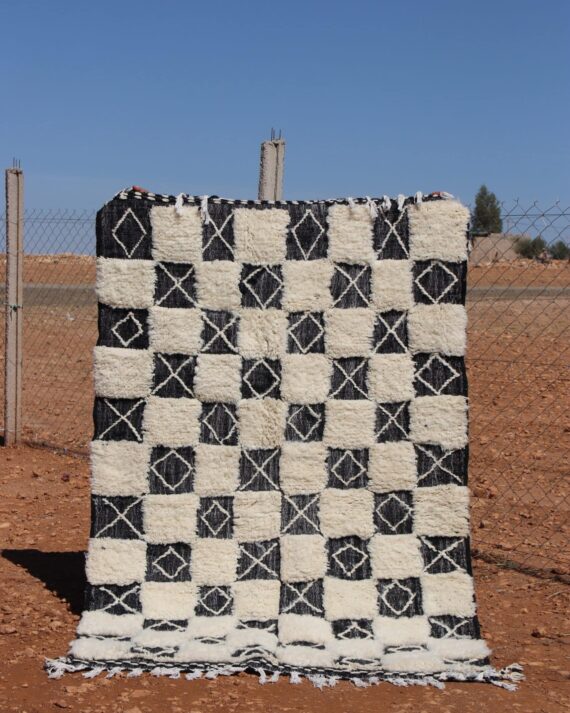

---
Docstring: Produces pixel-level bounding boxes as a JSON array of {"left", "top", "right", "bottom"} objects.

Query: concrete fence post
[
  {"left": 258, "top": 133, "right": 285, "bottom": 201},
  {"left": 4, "top": 167, "right": 24, "bottom": 446}
]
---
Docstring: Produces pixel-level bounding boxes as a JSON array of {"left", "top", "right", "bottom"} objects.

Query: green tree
[
  {"left": 550, "top": 240, "right": 570, "bottom": 260},
  {"left": 471, "top": 185, "right": 503, "bottom": 235},
  {"left": 514, "top": 235, "right": 547, "bottom": 259}
]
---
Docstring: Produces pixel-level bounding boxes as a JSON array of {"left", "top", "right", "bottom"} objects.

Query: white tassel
[
  {"left": 200, "top": 195, "right": 211, "bottom": 225},
  {"left": 381, "top": 195, "right": 391, "bottom": 211},
  {"left": 174, "top": 193, "right": 185, "bottom": 216},
  {"left": 347, "top": 197, "right": 356, "bottom": 209},
  {"left": 257, "top": 668, "right": 267, "bottom": 684},
  {"left": 83, "top": 666, "right": 105, "bottom": 679},
  {"left": 415, "top": 191, "right": 423, "bottom": 204},
  {"left": 290, "top": 671, "right": 302, "bottom": 684},
  {"left": 365, "top": 196, "right": 379, "bottom": 218},
  {"left": 396, "top": 194, "right": 406, "bottom": 211}
]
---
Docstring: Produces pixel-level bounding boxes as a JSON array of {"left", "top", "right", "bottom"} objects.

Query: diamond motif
[
  {"left": 285, "top": 404, "right": 325, "bottom": 442},
  {"left": 327, "top": 449, "right": 368, "bottom": 488},
  {"left": 242, "top": 359, "right": 281, "bottom": 399},
  {"left": 200, "top": 403, "right": 238, "bottom": 445},
  {"left": 414, "top": 354, "right": 464, "bottom": 396},
  {"left": 111, "top": 208, "right": 147, "bottom": 258},
  {"left": 111, "top": 312, "right": 144, "bottom": 347},
  {"left": 374, "top": 492, "right": 414, "bottom": 534},
  {"left": 196, "top": 586, "right": 233, "bottom": 616},
  {"left": 241, "top": 265, "right": 283, "bottom": 308},
  {"left": 377, "top": 578, "right": 423, "bottom": 617},
  {"left": 328, "top": 537, "right": 371, "bottom": 579},
  {"left": 413, "top": 261, "right": 462, "bottom": 304},
  {"left": 287, "top": 206, "right": 327, "bottom": 260},
  {"left": 147, "top": 544, "right": 191, "bottom": 582},
  {"left": 287, "top": 312, "right": 325, "bottom": 354},
  {"left": 197, "top": 496, "right": 233, "bottom": 538}
]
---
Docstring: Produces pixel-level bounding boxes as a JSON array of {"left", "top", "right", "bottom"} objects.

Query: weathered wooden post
[{"left": 258, "top": 130, "right": 285, "bottom": 201}]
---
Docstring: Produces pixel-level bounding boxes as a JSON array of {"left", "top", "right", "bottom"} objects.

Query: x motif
[
  {"left": 150, "top": 449, "right": 193, "bottom": 492},
  {"left": 281, "top": 583, "right": 323, "bottom": 615},
  {"left": 421, "top": 538, "right": 466, "bottom": 573},
  {"left": 156, "top": 263, "right": 196, "bottom": 306},
  {"left": 111, "top": 312, "right": 144, "bottom": 347},
  {"left": 238, "top": 541, "right": 279, "bottom": 579},
  {"left": 203, "top": 211, "right": 234, "bottom": 258},
  {"left": 376, "top": 208, "right": 409, "bottom": 258},
  {"left": 331, "top": 360, "right": 367, "bottom": 398},
  {"left": 373, "top": 313, "right": 407, "bottom": 353},
  {"left": 414, "top": 261, "right": 458, "bottom": 303},
  {"left": 376, "top": 403, "right": 408, "bottom": 439},
  {"left": 201, "top": 404, "right": 237, "bottom": 445},
  {"left": 202, "top": 313, "right": 238, "bottom": 353},
  {"left": 290, "top": 210, "right": 325, "bottom": 259},
  {"left": 97, "top": 399, "right": 144, "bottom": 441},
  {"left": 95, "top": 497, "right": 143, "bottom": 538},
  {"left": 242, "top": 266, "right": 283, "bottom": 308},
  {"left": 111, "top": 209, "right": 147, "bottom": 258},
  {"left": 153, "top": 354, "right": 195, "bottom": 397},
  {"left": 416, "top": 446, "right": 463, "bottom": 485},
  {"left": 432, "top": 617, "right": 471, "bottom": 639},
  {"left": 98, "top": 584, "right": 140, "bottom": 614},
  {"left": 415, "top": 354, "right": 461, "bottom": 395},
  {"left": 282, "top": 495, "right": 319, "bottom": 533},
  {"left": 239, "top": 450, "right": 279, "bottom": 490},
  {"left": 288, "top": 313, "right": 324, "bottom": 354},
  {"left": 333, "top": 264, "right": 370, "bottom": 306},
  {"left": 286, "top": 405, "right": 322, "bottom": 442}
]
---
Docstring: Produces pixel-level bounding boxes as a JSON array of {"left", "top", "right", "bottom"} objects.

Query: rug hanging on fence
[{"left": 47, "top": 188, "right": 522, "bottom": 688}]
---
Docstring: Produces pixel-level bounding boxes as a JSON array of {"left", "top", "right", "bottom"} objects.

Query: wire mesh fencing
[{"left": 0, "top": 199, "right": 568, "bottom": 577}]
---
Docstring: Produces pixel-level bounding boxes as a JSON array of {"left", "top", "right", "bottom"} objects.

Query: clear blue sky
[{"left": 1, "top": 0, "right": 569, "bottom": 209}]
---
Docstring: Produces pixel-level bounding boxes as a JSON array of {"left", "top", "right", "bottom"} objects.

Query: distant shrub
[
  {"left": 514, "top": 235, "right": 547, "bottom": 259},
  {"left": 550, "top": 240, "right": 570, "bottom": 260}
]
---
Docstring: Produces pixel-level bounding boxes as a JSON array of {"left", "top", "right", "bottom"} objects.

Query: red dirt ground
[{"left": 0, "top": 445, "right": 569, "bottom": 713}]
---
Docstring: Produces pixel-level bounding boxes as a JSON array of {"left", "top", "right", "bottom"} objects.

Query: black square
[
  {"left": 152, "top": 354, "right": 196, "bottom": 398},
  {"left": 240, "top": 264, "right": 283, "bottom": 309},
  {"left": 287, "top": 312, "right": 325, "bottom": 353},
  {"left": 279, "top": 580, "right": 324, "bottom": 615},
  {"left": 376, "top": 577, "right": 423, "bottom": 617},
  {"left": 239, "top": 449, "right": 280, "bottom": 491},
  {"left": 155, "top": 262, "right": 197, "bottom": 308},
  {"left": 330, "top": 263, "right": 371, "bottom": 308},
  {"left": 91, "top": 495, "right": 143, "bottom": 539},
  {"left": 241, "top": 359, "right": 281, "bottom": 399},
  {"left": 93, "top": 397, "right": 145, "bottom": 442},
  {"left": 197, "top": 496, "right": 234, "bottom": 538},
  {"left": 372, "top": 311, "right": 408, "bottom": 354},
  {"left": 327, "top": 536, "right": 371, "bottom": 580},
  {"left": 202, "top": 203, "right": 235, "bottom": 261},
  {"left": 413, "top": 354, "right": 466, "bottom": 397},
  {"left": 286, "top": 204, "right": 328, "bottom": 260},
  {"left": 420, "top": 536, "right": 471, "bottom": 574},
  {"left": 143, "top": 619, "right": 188, "bottom": 632},
  {"left": 327, "top": 449, "right": 368, "bottom": 488},
  {"left": 281, "top": 494, "right": 320, "bottom": 535},
  {"left": 429, "top": 615, "right": 480, "bottom": 640},
  {"left": 332, "top": 619, "right": 374, "bottom": 639},
  {"left": 195, "top": 585, "right": 233, "bottom": 616},
  {"left": 375, "top": 402, "right": 410, "bottom": 442},
  {"left": 202, "top": 310, "right": 239, "bottom": 354},
  {"left": 415, "top": 445, "right": 467, "bottom": 487},
  {"left": 237, "top": 619, "right": 278, "bottom": 634},
  {"left": 373, "top": 203, "right": 410, "bottom": 259},
  {"left": 147, "top": 543, "right": 192, "bottom": 582},
  {"left": 86, "top": 583, "right": 141, "bottom": 614},
  {"left": 285, "top": 404, "right": 325, "bottom": 442},
  {"left": 200, "top": 403, "right": 238, "bottom": 445},
  {"left": 97, "top": 200, "right": 152, "bottom": 260},
  {"left": 237, "top": 539, "right": 280, "bottom": 580},
  {"left": 149, "top": 446, "right": 195, "bottom": 494},
  {"left": 374, "top": 491, "right": 414, "bottom": 534},
  {"left": 413, "top": 260, "right": 466, "bottom": 305},
  {"left": 330, "top": 358, "right": 368, "bottom": 399},
  {"left": 97, "top": 305, "right": 149, "bottom": 349}
]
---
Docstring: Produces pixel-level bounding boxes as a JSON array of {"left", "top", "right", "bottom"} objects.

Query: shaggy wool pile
[{"left": 48, "top": 188, "right": 522, "bottom": 688}]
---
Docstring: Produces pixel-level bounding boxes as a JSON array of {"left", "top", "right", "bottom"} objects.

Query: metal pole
[
  {"left": 4, "top": 167, "right": 24, "bottom": 446},
  {"left": 258, "top": 131, "right": 285, "bottom": 201}
]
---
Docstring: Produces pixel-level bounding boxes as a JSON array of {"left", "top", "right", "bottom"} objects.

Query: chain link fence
[{"left": 1, "top": 199, "right": 568, "bottom": 578}]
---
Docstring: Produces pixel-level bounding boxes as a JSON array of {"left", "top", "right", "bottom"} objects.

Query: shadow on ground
[{"left": 1, "top": 549, "right": 86, "bottom": 614}]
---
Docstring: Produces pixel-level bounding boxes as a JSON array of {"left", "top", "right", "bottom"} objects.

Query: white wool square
[
  {"left": 234, "top": 491, "right": 281, "bottom": 541},
  {"left": 239, "top": 398, "right": 286, "bottom": 448},
  {"left": 149, "top": 306, "right": 203, "bottom": 355},
  {"left": 408, "top": 304, "right": 467, "bottom": 356},
  {"left": 325, "top": 308, "right": 375, "bottom": 357},
  {"left": 195, "top": 261, "right": 241, "bottom": 310},
  {"left": 191, "top": 539, "right": 238, "bottom": 584},
  {"left": 238, "top": 308, "right": 287, "bottom": 358},
  {"left": 234, "top": 207, "right": 289, "bottom": 263},
  {"left": 90, "top": 441, "right": 150, "bottom": 496},
  {"left": 96, "top": 258, "right": 155, "bottom": 309},
  {"left": 71, "top": 636, "right": 132, "bottom": 662},
  {"left": 413, "top": 485, "right": 470, "bottom": 536},
  {"left": 280, "top": 535, "right": 327, "bottom": 581},
  {"left": 279, "top": 645, "right": 334, "bottom": 668},
  {"left": 194, "top": 445, "right": 239, "bottom": 495},
  {"left": 143, "top": 494, "right": 198, "bottom": 544},
  {"left": 278, "top": 614, "right": 333, "bottom": 645},
  {"left": 371, "top": 260, "right": 413, "bottom": 311},
  {"left": 381, "top": 649, "right": 442, "bottom": 674},
  {"left": 133, "top": 628, "right": 186, "bottom": 649},
  {"left": 141, "top": 581, "right": 196, "bottom": 619},
  {"left": 319, "top": 489, "right": 374, "bottom": 538},
  {"left": 368, "top": 353, "right": 414, "bottom": 402},
  {"left": 369, "top": 534, "right": 423, "bottom": 579},
  {"left": 86, "top": 538, "right": 147, "bottom": 585},
  {"left": 409, "top": 395, "right": 468, "bottom": 450},
  {"left": 429, "top": 638, "right": 490, "bottom": 660},
  {"left": 176, "top": 640, "right": 232, "bottom": 663},
  {"left": 281, "top": 355, "right": 331, "bottom": 403},
  {"left": 374, "top": 616, "right": 430, "bottom": 646},
  {"left": 324, "top": 400, "right": 375, "bottom": 448},
  {"left": 421, "top": 573, "right": 476, "bottom": 617},
  {"left": 194, "top": 354, "right": 241, "bottom": 403},
  {"left": 328, "top": 638, "right": 382, "bottom": 661},
  {"left": 280, "top": 442, "right": 327, "bottom": 495},
  {"left": 282, "top": 260, "right": 333, "bottom": 311},
  {"left": 323, "top": 578, "right": 377, "bottom": 620},
  {"left": 143, "top": 396, "right": 201, "bottom": 447},
  {"left": 407, "top": 201, "right": 470, "bottom": 261},
  {"left": 233, "top": 580, "right": 280, "bottom": 619},
  {"left": 227, "top": 628, "right": 278, "bottom": 654},
  {"left": 77, "top": 611, "right": 143, "bottom": 637},
  {"left": 327, "top": 204, "right": 375, "bottom": 262},
  {"left": 186, "top": 615, "right": 236, "bottom": 639},
  {"left": 151, "top": 206, "right": 203, "bottom": 263},
  {"left": 93, "top": 346, "right": 152, "bottom": 399},
  {"left": 368, "top": 442, "right": 417, "bottom": 492}
]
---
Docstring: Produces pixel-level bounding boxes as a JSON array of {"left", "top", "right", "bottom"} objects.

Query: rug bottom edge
[{"left": 45, "top": 656, "right": 524, "bottom": 690}]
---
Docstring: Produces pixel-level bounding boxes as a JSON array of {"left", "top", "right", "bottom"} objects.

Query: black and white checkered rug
[{"left": 47, "top": 189, "right": 522, "bottom": 688}]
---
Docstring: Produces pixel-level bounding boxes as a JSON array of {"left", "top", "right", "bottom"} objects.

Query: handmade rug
[{"left": 47, "top": 188, "right": 522, "bottom": 688}]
